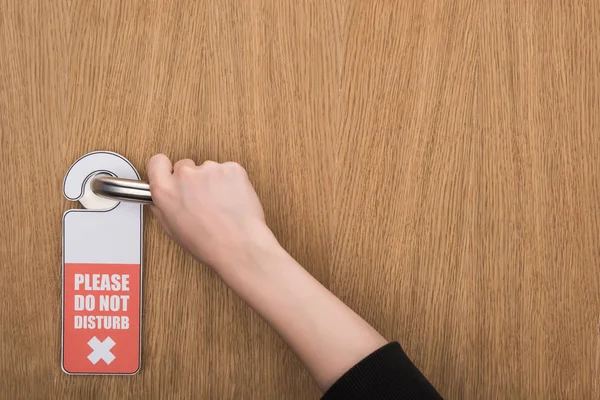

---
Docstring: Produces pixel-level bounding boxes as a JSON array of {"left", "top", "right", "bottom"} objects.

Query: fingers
[
  {"left": 147, "top": 154, "right": 173, "bottom": 184},
  {"left": 174, "top": 158, "right": 196, "bottom": 173}
]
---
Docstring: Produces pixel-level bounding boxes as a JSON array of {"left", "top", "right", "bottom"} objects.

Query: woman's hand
[{"left": 147, "top": 154, "right": 278, "bottom": 272}]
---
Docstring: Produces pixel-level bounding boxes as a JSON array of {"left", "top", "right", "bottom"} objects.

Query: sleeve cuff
[{"left": 321, "top": 342, "right": 442, "bottom": 400}]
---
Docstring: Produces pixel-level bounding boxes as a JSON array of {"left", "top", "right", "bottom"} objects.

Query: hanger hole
[{"left": 79, "top": 172, "right": 120, "bottom": 210}]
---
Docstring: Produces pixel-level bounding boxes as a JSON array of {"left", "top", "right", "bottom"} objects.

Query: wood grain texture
[
  {"left": 1, "top": 0, "right": 599, "bottom": 399},
  {"left": 0, "top": 0, "right": 68, "bottom": 397},
  {"left": 333, "top": 1, "right": 480, "bottom": 397},
  {"left": 333, "top": 1, "right": 600, "bottom": 398}
]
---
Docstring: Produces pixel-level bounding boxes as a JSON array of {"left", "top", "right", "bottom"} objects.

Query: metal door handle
[{"left": 91, "top": 176, "right": 153, "bottom": 204}]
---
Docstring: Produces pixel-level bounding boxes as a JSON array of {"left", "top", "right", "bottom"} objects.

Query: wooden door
[{"left": 1, "top": 1, "right": 598, "bottom": 398}]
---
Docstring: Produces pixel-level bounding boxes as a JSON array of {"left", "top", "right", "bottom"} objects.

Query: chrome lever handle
[{"left": 91, "top": 176, "right": 153, "bottom": 204}]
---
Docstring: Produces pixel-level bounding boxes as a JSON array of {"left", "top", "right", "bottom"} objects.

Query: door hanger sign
[{"left": 62, "top": 151, "right": 143, "bottom": 375}]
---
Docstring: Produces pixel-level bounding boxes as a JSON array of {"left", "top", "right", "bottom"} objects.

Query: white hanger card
[{"left": 61, "top": 151, "right": 143, "bottom": 375}]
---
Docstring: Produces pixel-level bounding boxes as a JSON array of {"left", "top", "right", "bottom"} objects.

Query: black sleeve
[{"left": 321, "top": 342, "right": 443, "bottom": 400}]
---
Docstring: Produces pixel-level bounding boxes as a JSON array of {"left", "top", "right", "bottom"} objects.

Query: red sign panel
[{"left": 62, "top": 263, "right": 141, "bottom": 374}]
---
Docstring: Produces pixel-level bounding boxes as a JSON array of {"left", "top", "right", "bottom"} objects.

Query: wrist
[{"left": 208, "top": 224, "right": 284, "bottom": 283}]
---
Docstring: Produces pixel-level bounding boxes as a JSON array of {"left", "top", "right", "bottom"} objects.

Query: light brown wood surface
[{"left": 1, "top": 1, "right": 598, "bottom": 398}]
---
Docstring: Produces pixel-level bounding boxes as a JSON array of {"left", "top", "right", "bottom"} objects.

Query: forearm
[{"left": 212, "top": 231, "right": 388, "bottom": 391}]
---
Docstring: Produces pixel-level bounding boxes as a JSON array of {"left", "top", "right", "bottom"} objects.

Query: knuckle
[
  {"left": 200, "top": 160, "right": 218, "bottom": 170},
  {"left": 149, "top": 153, "right": 167, "bottom": 164},
  {"left": 223, "top": 161, "right": 240, "bottom": 168},
  {"left": 178, "top": 165, "right": 195, "bottom": 177},
  {"left": 180, "top": 158, "right": 195, "bottom": 165},
  {"left": 147, "top": 154, "right": 161, "bottom": 168},
  {"left": 224, "top": 161, "right": 246, "bottom": 173}
]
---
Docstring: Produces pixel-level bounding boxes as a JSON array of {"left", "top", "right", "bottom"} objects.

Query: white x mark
[{"left": 87, "top": 336, "right": 116, "bottom": 365}]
